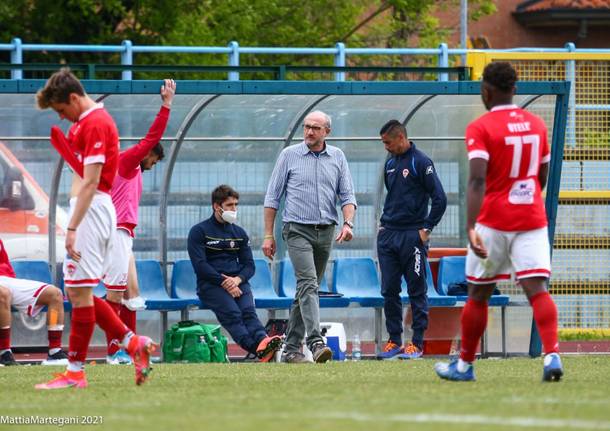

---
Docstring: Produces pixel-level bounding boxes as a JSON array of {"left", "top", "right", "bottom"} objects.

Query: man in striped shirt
[{"left": 263, "top": 110, "right": 357, "bottom": 364}]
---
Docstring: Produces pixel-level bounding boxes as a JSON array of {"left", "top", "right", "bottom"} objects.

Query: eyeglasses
[{"left": 302, "top": 124, "right": 325, "bottom": 132}]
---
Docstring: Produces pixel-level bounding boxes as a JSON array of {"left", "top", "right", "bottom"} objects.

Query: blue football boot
[
  {"left": 542, "top": 353, "right": 563, "bottom": 382},
  {"left": 435, "top": 359, "right": 476, "bottom": 382}
]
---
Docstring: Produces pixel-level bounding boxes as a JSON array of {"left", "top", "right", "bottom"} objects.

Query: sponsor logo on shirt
[
  {"left": 94, "top": 141, "right": 102, "bottom": 149},
  {"left": 508, "top": 179, "right": 535, "bottom": 205},
  {"left": 207, "top": 240, "right": 220, "bottom": 245}
]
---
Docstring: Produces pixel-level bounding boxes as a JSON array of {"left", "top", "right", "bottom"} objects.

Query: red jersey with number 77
[{"left": 465, "top": 104, "right": 551, "bottom": 231}]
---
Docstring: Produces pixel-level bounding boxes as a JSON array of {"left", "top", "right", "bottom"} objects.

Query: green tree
[{"left": 0, "top": 0, "right": 495, "bottom": 77}]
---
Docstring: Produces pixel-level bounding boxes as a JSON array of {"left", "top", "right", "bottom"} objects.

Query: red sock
[
  {"left": 120, "top": 305, "right": 137, "bottom": 333},
  {"left": 460, "top": 298, "right": 488, "bottom": 363},
  {"left": 48, "top": 329, "right": 63, "bottom": 351},
  {"left": 0, "top": 327, "right": 10, "bottom": 351},
  {"left": 94, "top": 297, "right": 130, "bottom": 348},
  {"left": 69, "top": 306, "right": 95, "bottom": 363},
  {"left": 104, "top": 299, "right": 122, "bottom": 355},
  {"left": 530, "top": 291, "right": 559, "bottom": 354}
]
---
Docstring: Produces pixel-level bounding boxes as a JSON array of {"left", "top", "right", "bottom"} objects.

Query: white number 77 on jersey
[{"left": 504, "top": 134, "right": 540, "bottom": 178}]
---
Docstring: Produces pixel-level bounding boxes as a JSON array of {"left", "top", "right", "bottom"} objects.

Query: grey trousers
[{"left": 282, "top": 222, "right": 334, "bottom": 352}]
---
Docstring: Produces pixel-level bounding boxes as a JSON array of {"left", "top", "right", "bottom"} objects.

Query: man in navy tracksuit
[
  {"left": 377, "top": 120, "right": 447, "bottom": 360},
  {"left": 187, "top": 185, "right": 281, "bottom": 362}
]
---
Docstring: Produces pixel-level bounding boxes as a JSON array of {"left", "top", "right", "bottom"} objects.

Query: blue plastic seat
[
  {"left": 332, "top": 257, "right": 384, "bottom": 307},
  {"left": 135, "top": 260, "right": 193, "bottom": 310},
  {"left": 170, "top": 260, "right": 203, "bottom": 308},
  {"left": 278, "top": 259, "right": 350, "bottom": 308},
  {"left": 11, "top": 260, "right": 71, "bottom": 311},
  {"left": 437, "top": 256, "right": 509, "bottom": 306},
  {"left": 250, "top": 259, "right": 293, "bottom": 309},
  {"left": 11, "top": 260, "right": 53, "bottom": 284}
]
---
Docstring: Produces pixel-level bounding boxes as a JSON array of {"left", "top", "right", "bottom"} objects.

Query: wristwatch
[{"left": 343, "top": 220, "right": 354, "bottom": 229}]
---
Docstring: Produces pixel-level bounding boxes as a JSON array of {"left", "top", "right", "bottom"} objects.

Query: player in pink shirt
[
  {"left": 35, "top": 69, "right": 156, "bottom": 389},
  {"left": 435, "top": 62, "right": 562, "bottom": 382},
  {"left": 103, "top": 79, "right": 175, "bottom": 365},
  {"left": 0, "top": 238, "right": 68, "bottom": 366}
]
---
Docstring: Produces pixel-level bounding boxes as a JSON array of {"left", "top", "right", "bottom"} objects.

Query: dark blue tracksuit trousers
[
  {"left": 377, "top": 228, "right": 429, "bottom": 349},
  {"left": 198, "top": 282, "right": 266, "bottom": 354}
]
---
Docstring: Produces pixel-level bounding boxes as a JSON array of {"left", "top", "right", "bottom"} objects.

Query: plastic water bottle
[{"left": 352, "top": 334, "right": 362, "bottom": 361}]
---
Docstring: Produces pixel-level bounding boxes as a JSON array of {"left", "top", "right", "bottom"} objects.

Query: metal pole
[
  {"left": 121, "top": 40, "right": 133, "bottom": 80},
  {"left": 437, "top": 43, "right": 448, "bottom": 81},
  {"left": 228, "top": 41, "right": 239, "bottom": 81},
  {"left": 461, "top": 0, "right": 468, "bottom": 65},
  {"left": 11, "top": 38, "right": 23, "bottom": 80},
  {"left": 335, "top": 42, "right": 346, "bottom": 82},
  {"left": 565, "top": 42, "right": 577, "bottom": 148}
]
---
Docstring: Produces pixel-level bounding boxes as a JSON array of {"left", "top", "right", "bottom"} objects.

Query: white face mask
[{"left": 220, "top": 209, "right": 237, "bottom": 224}]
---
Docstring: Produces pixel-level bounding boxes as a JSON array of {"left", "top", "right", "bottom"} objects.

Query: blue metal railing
[{"left": 4, "top": 38, "right": 610, "bottom": 82}]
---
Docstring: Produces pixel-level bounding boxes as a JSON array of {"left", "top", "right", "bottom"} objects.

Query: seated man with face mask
[{"left": 187, "top": 184, "right": 281, "bottom": 362}]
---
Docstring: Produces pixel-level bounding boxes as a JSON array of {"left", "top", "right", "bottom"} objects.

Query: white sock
[
  {"left": 0, "top": 349, "right": 10, "bottom": 355},
  {"left": 457, "top": 358, "right": 471, "bottom": 373},
  {"left": 49, "top": 348, "right": 61, "bottom": 356},
  {"left": 121, "top": 331, "right": 134, "bottom": 349},
  {"left": 67, "top": 361, "right": 83, "bottom": 372}
]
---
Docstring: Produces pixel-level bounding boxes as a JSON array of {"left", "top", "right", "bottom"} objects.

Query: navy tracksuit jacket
[
  {"left": 378, "top": 142, "right": 447, "bottom": 348},
  {"left": 187, "top": 215, "right": 266, "bottom": 354}
]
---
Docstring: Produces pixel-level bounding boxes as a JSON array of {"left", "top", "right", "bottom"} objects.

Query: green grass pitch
[{"left": 1, "top": 356, "right": 610, "bottom": 431}]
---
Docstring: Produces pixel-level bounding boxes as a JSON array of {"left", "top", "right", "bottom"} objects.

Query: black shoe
[
  {"left": 311, "top": 342, "right": 332, "bottom": 363},
  {"left": 0, "top": 350, "right": 18, "bottom": 366},
  {"left": 41, "top": 350, "right": 69, "bottom": 366},
  {"left": 281, "top": 351, "right": 310, "bottom": 364}
]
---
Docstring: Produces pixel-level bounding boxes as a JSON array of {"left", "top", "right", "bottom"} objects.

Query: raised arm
[{"left": 118, "top": 79, "right": 175, "bottom": 176}]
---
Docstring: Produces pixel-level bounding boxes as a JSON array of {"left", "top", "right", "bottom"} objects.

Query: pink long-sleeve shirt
[{"left": 112, "top": 106, "right": 170, "bottom": 237}]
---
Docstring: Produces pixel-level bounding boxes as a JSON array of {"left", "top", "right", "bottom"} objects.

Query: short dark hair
[
  {"left": 380, "top": 119, "right": 407, "bottom": 137},
  {"left": 211, "top": 184, "right": 239, "bottom": 205},
  {"left": 482, "top": 62, "right": 517, "bottom": 93},
  {"left": 36, "top": 68, "right": 86, "bottom": 108},
  {"left": 151, "top": 143, "right": 165, "bottom": 160}
]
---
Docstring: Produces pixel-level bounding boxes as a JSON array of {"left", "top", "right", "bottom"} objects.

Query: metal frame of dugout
[{"left": 0, "top": 79, "right": 570, "bottom": 357}]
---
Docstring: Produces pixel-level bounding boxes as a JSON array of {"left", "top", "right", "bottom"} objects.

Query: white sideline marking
[
  {"left": 316, "top": 412, "right": 610, "bottom": 430},
  {"left": 503, "top": 396, "right": 610, "bottom": 406}
]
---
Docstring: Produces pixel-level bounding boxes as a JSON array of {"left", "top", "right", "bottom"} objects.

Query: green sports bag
[{"left": 163, "top": 320, "right": 229, "bottom": 363}]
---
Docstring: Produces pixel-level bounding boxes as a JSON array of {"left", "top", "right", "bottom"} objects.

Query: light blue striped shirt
[{"left": 264, "top": 142, "right": 357, "bottom": 225}]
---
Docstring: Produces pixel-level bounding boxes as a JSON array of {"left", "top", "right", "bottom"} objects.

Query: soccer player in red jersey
[
  {"left": 103, "top": 79, "right": 175, "bottom": 365},
  {"left": 34, "top": 69, "right": 156, "bottom": 389},
  {"left": 435, "top": 62, "right": 562, "bottom": 382},
  {"left": 0, "top": 238, "right": 68, "bottom": 366}
]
